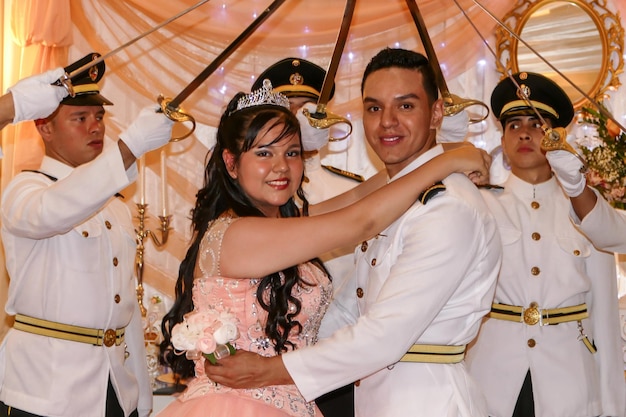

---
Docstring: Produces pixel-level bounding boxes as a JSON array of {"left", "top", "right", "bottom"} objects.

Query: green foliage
[{"left": 577, "top": 106, "right": 626, "bottom": 209}]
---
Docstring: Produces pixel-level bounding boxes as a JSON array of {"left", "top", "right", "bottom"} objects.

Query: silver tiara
[{"left": 236, "top": 79, "right": 291, "bottom": 112}]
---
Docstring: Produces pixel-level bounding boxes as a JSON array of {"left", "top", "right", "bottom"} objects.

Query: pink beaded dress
[{"left": 157, "top": 212, "right": 332, "bottom": 417}]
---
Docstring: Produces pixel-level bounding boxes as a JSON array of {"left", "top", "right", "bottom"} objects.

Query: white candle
[
  {"left": 139, "top": 155, "right": 146, "bottom": 205},
  {"left": 160, "top": 149, "right": 168, "bottom": 217}
]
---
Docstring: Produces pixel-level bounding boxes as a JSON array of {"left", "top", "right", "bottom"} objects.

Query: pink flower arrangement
[{"left": 171, "top": 309, "right": 239, "bottom": 365}]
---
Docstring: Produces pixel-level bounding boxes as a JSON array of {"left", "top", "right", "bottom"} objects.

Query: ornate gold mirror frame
[{"left": 495, "top": 0, "right": 624, "bottom": 110}]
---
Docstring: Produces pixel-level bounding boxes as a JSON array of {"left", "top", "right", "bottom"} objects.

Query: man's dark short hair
[{"left": 361, "top": 48, "right": 439, "bottom": 103}]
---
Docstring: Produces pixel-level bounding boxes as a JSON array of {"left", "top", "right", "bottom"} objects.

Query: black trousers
[
  {"left": 106, "top": 379, "right": 139, "bottom": 417},
  {"left": 0, "top": 379, "right": 138, "bottom": 417},
  {"left": 315, "top": 383, "right": 354, "bottom": 417},
  {"left": 0, "top": 402, "right": 40, "bottom": 417},
  {"left": 509, "top": 370, "right": 598, "bottom": 417},
  {"left": 512, "top": 370, "right": 535, "bottom": 417}
]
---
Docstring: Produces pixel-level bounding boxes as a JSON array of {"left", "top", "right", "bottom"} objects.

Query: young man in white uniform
[
  {"left": 0, "top": 55, "right": 173, "bottom": 417},
  {"left": 465, "top": 72, "right": 626, "bottom": 417}
]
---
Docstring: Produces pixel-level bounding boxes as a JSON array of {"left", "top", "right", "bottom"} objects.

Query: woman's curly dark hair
[{"left": 160, "top": 93, "right": 326, "bottom": 378}]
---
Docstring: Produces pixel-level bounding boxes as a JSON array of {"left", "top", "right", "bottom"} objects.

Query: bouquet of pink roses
[{"left": 171, "top": 309, "right": 239, "bottom": 365}]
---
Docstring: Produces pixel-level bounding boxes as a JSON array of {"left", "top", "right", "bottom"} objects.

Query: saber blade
[
  {"left": 406, "top": 0, "right": 489, "bottom": 122},
  {"left": 313, "top": 0, "right": 356, "bottom": 115},
  {"left": 469, "top": 0, "right": 625, "bottom": 133},
  {"left": 405, "top": 0, "right": 451, "bottom": 103},
  {"left": 64, "top": 0, "right": 210, "bottom": 81},
  {"left": 166, "top": 0, "right": 287, "bottom": 111}
]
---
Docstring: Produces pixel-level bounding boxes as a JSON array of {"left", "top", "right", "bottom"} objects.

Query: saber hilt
[
  {"left": 539, "top": 126, "right": 587, "bottom": 170},
  {"left": 303, "top": 104, "right": 353, "bottom": 142},
  {"left": 405, "top": 0, "right": 489, "bottom": 124},
  {"left": 157, "top": 96, "right": 196, "bottom": 142},
  {"left": 56, "top": 73, "right": 74, "bottom": 97},
  {"left": 302, "top": 0, "right": 356, "bottom": 141},
  {"left": 444, "top": 94, "right": 490, "bottom": 123}
]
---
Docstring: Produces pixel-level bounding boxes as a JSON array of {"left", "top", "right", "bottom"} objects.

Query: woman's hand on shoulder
[{"left": 442, "top": 142, "right": 492, "bottom": 185}]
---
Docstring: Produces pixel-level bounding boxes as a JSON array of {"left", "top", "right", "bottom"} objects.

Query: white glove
[
  {"left": 296, "top": 103, "right": 330, "bottom": 152},
  {"left": 119, "top": 105, "right": 174, "bottom": 158},
  {"left": 436, "top": 110, "right": 469, "bottom": 143},
  {"left": 546, "top": 150, "right": 586, "bottom": 197},
  {"left": 7, "top": 67, "right": 68, "bottom": 123}
]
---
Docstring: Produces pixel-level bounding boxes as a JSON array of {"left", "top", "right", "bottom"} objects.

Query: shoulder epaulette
[
  {"left": 21, "top": 169, "right": 124, "bottom": 198},
  {"left": 418, "top": 181, "right": 446, "bottom": 204},
  {"left": 22, "top": 169, "right": 57, "bottom": 182},
  {"left": 478, "top": 184, "right": 505, "bottom": 192},
  {"left": 322, "top": 165, "right": 364, "bottom": 182}
]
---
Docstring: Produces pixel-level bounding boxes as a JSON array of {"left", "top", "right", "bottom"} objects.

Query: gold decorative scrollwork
[{"left": 495, "top": 0, "right": 624, "bottom": 110}]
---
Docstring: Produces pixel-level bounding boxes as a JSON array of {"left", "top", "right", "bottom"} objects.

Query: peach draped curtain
[
  {"left": 1, "top": 0, "right": 625, "bottom": 336},
  {"left": 0, "top": 0, "right": 72, "bottom": 339}
]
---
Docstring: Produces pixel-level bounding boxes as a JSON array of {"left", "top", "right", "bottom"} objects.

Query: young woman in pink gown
[{"left": 157, "top": 81, "right": 491, "bottom": 417}]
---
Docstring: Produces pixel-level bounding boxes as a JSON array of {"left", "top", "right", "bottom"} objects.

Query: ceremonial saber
[
  {"left": 160, "top": 0, "right": 287, "bottom": 140},
  {"left": 470, "top": 0, "right": 626, "bottom": 134},
  {"left": 450, "top": 0, "right": 585, "bottom": 165},
  {"left": 303, "top": 0, "right": 356, "bottom": 141},
  {"left": 405, "top": 0, "right": 489, "bottom": 123},
  {"left": 165, "top": 0, "right": 286, "bottom": 112},
  {"left": 55, "top": 0, "right": 211, "bottom": 96}
]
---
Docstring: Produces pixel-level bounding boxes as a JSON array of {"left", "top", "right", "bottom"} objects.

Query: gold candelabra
[{"left": 135, "top": 203, "right": 171, "bottom": 317}]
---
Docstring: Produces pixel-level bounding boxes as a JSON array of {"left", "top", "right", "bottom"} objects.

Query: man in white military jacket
[
  {"left": 465, "top": 71, "right": 625, "bottom": 417},
  {"left": 0, "top": 56, "right": 173, "bottom": 417},
  {"left": 205, "top": 48, "right": 502, "bottom": 417}
]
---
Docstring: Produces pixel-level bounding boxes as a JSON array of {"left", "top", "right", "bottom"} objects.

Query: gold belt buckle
[
  {"left": 103, "top": 328, "right": 117, "bottom": 347},
  {"left": 523, "top": 303, "right": 540, "bottom": 325}
]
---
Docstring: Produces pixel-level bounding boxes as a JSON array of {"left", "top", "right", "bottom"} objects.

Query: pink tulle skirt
[{"left": 155, "top": 392, "right": 323, "bottom": 417}]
